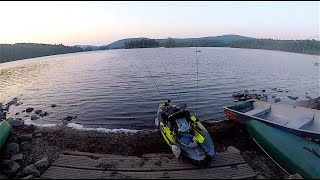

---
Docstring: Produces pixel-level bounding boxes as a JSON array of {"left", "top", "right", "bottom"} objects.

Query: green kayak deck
[
  {"left": 0, "top": 120, "right": 12, "bottom": 149},
  {"left": 248, "top": 120, "right": 320, "bottom": 179}
]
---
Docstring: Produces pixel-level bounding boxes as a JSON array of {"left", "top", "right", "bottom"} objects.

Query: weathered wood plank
[
  {"left": 52, "top": 152, "right": 245, "bottom": 171},
  {"left": 41, "top": 164, "right": 256, "bottom": 179}
]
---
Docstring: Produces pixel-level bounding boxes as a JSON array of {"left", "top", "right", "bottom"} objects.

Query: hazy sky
[{"left": 0, "top": 1, "right": 319, "bottom": 46}]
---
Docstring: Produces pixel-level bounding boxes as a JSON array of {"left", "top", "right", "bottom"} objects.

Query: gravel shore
[{"left": 1, "top": 96, "right": 319, "bottom": 179}]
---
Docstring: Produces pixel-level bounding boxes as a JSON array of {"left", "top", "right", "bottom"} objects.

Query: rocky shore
[{"left": 0, "top": 96, "right": 319, "bottom": 179}]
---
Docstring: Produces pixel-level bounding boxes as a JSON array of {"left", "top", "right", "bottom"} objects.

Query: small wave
[
  {"left": 66, "top": 122, "right": 143, "bottom": 133},
  {"left": 24, "top": 119, "right": 57, "bottom": 128},
  {"left": 23, "top": 118, "right": 145, "bottom": 133}
]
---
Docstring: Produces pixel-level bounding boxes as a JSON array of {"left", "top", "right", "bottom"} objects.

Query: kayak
[
  {"left": 155, "top": 100, "right": 215, "bottom": 166},
  {"left": 0, "top": 120, "right": 12, "bottom": 149},
  {"left": 247, "top": 120, "right": 320, "bottom": 179}
]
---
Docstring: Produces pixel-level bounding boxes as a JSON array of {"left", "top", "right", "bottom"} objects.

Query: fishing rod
[
  {"left": 156, "top": 49, "right": 181, "bottom": 104},
  {"left": 195, "top": 44, "right": 199, "bottom": 116},
  {"left": 137, "top": 50, "right": 164, "bottom": 102}
]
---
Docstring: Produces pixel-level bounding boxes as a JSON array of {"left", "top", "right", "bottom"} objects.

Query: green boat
[
  {"left": 0, "top": 120, "right": 12, "bottom": 149},
  {"left": 247, "top": 120, "right": 320, "bottom": 179}
]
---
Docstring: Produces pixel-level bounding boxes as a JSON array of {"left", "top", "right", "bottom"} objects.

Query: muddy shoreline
[{"left": 1, "top": 97, "right": 319, "bottom": 179}]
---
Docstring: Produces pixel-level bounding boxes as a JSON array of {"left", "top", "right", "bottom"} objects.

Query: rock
[
  {"left": 4, "top": 98, "right": 19, "bottom": 111},
  {"left": 63, "top": 116, "right": 73, "bottom": 121},
  {"left": 0, "top": 111, "right": 6, "bottom": 120},
  {"left": 34, "top": 157, "right": 49, "bottom": 169},
  {"left": 23, "top": 164, "right": 40, "bottom": 177},
  {"left": 272, "top": 95, "right": 276, "bottom": 99},
  {"left": 262, "top": 89, "right": 265, "bottom": 92},
  {"left": 39, "top": 112, "right": 49, "bottom": 117},
  {"left": 287, "top": 96, "right": 299, "bottom": 100},
  {"left": 3, "top": 143, "right": 19, "bottom": 156},
  {"left": 51, "top": 104, "right": 57, "bottom": 108},
  {"left": 10, "top": 153, "right": 23, "bottom": 161},
  {"left": 21, "top": 175, "right": 35, "bottom": 179},
  {"left": 26, "top": 108, "right": 34, "bottom": 113},
  {"left": 30, "top": 115, "right": 39, "bottom": 120},
  {"left": 275, "top": 97, "right": 281, "bottom": 103},
  {"left": 15, "top": 112, "right": 20, "bottom": 115},
  {"left": 22, "top": 110, "right": 26, "bottom": 113},
  {"left": 17, "top": 134, "right": 33, "bottom": 142},
  {"left": 1, "top": 160, "right": 20, "bottom": 175},
  {"left": 227, "top": 146, "right": 240, "bottom": 153},
  {"left": 7, "top": 117, "right": 24, "bottom": 127},
  {"left": 34, "top": 110, "right": 42, "bottom": 115}
]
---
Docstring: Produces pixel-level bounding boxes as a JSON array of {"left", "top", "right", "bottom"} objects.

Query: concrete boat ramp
[{"left": 41, "top": 151, "right": 256, "bottom": 179}]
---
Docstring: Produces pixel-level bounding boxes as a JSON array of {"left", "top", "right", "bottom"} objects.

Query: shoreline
[{"left": 1, "top": 97, "right": 319, "bottom": 178}]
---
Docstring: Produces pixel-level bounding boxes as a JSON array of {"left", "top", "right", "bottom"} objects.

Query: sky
[{"left": 0, "top": 1, "right": 319, "bottom": 46}]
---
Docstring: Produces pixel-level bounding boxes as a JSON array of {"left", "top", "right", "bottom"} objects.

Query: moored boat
[
  {"left": 224, "top": 99, "right": 320, "bottom": 143},
  {"left": 247, "top": 120, "right": 320, "bottom": 179}
]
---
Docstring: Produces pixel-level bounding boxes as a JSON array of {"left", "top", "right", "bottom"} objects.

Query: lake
[{"left": 0, "top": 47, "right": 319, "bottom": 130}]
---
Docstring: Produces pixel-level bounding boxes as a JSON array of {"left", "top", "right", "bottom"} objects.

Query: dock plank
[
  {"left": 41, "top": 152, "right": 256, "bottom": 179},
  {"left": 41, "top": 164, "right": 256, "bottom": 179},
  {"left": 52, "top": 152, "right": 245, "bottom": 171}
]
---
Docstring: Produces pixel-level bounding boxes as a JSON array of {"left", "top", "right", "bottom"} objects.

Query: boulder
[
  {"left": 25, "top": 108, "right": 34, "bottom": 113},
  {"left": 30, "top": 115, "right": 39, "bottom": 120},
  {"left": 23, "top": 164, "right": 40, "bottom": 177},
  {"left": 3, "top": 143, "right": 19, "bottom": 156},
  {"left": 227, "top": 146, "right": 240, "bottom": 153},
  {"left": 34, "top": 110, "right": 42, "bottom": 115},
  {"left": 34, "top": 157, "right": 49, "bottom": 169},
  {"left": 10, "top": 153, "right": 23, "bottom": 161}
]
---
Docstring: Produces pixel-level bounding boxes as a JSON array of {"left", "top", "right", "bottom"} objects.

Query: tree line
[
  {"left": 0, "top": 43, "right": 84, "bottom": 63},
  {"left": 230, "top": 39, "right": 320, "bottom": 55},
  {"left": 124, "top": 39, "right": 159, "bottom": 49}
]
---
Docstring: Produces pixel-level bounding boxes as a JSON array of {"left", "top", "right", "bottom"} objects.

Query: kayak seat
[
  {"left": 178, "top": 133, "right": 196, "bottom": 147},
  {"left": 244, "top": 105, "right": 271, "bottom": 117}
]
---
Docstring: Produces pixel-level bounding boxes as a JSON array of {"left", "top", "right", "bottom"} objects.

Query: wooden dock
[{"left": 41, "top": 151, "right": 256, "bottom": 179}]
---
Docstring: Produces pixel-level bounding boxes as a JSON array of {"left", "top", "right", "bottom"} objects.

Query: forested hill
[
  {"left": 230, "top": 39, "right": 320, "bottom": 55},
  {"left": 0, "top": 43, "right": 83, "bottom": 63}
]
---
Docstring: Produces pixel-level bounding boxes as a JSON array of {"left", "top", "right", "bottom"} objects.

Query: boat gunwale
[{"left": 223, "top": 99, "right": 320, "bottom": 136}]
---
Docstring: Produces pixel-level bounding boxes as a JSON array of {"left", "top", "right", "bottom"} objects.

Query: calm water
[{"left": 0, "top": 47, "right": 319, "bottom": 129}]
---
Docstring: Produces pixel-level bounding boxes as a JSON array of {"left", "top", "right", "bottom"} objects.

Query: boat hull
[
  {"left": 224, "top": 100, "right": 320, "bottom": 143},
  {"left": 248, "top": 120, "right": 320, "bottom": 179}
]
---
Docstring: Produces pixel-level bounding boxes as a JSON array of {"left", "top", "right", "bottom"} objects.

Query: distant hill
[
  {"left": 103, "top": 34, "right": 254, "bottom": 49},
  {"left": 0, "top": 43, "right": 83, "bottom": 63}
]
